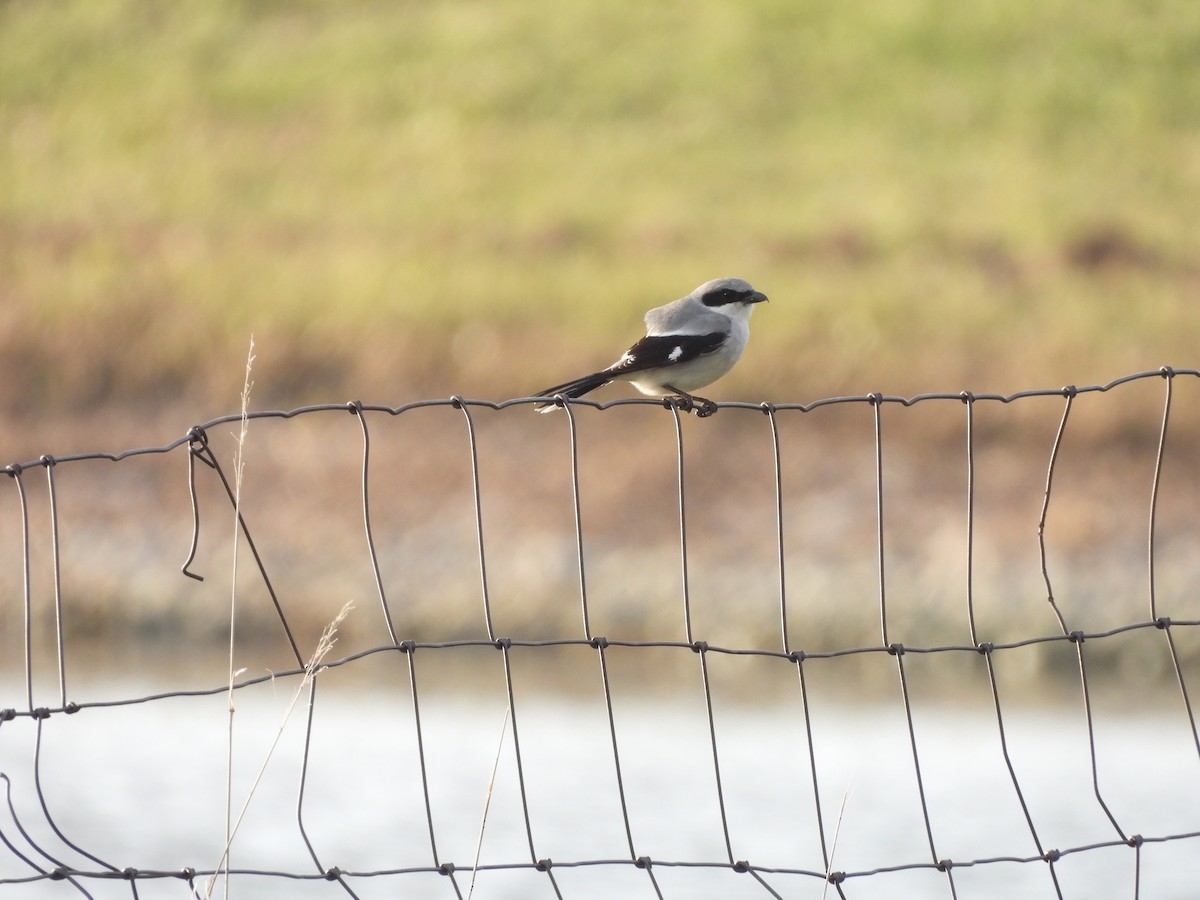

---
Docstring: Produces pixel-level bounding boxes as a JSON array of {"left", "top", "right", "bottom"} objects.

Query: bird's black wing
[
  {"left": 533, "top": 331, "right": 727, "bottom": 409},
  {"left": 604, "top": 331, "right": 726, "bottom": 376}
]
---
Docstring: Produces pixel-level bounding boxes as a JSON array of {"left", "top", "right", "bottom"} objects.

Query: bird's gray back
[{"left": 643, "top": 297, "right": 730, "bottom": 336}]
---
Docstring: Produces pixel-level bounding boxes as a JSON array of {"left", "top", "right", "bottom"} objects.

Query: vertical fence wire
[
  {"left": 980, "top": 647, "right": 1064, "bottom": 897},
  {"left": 296, "top": 678, "right": 360, "bottom": 899},
  {"left": 1143, "top": 369, "right": 1200, "bottom": 767},
  {"left": 9, "top": 466, "right": 33, "bottom": 716},
  {"left": 41, "top": 460, "right": 67, "bottom": 711},
  {"left": 32, "top": 716, "right": 118, "bottom": 880},
  {"left": 592, "top": 639, "right": 649, "bottom": 883},
  {"left": 891, "top": 649, "right": 957, "bottom": 898},
  {"left": 1072, "top": 635, "right": 1128, "bottom": 842},
  {"left": 1038, "top": 389, "right": 1075, "bottom": 637},
  {"left": 354, "top": 403, "right": 400, "bottom": 646},
  {"left": 403, "top": 645, "right": 450, "bottom": 875},
  {"left": 763, "top": 404, "right": 790, "bottom": 655},
  {"left": 962, "top": 394, "right": 978, "bottom": 647},
  {"left": 871, "top": 394, "right": 889, "bottom": 647},
  {"left": 497, "top": 642, "right": 555, "bottom": 894},
  {"left": 670, "top": 402, "right": 694, "bottom": 646},
  {"left": 454, "top": 398, "right": 496, "bottom": 642},
  {"left": 794, "top": 656, "right": 847, "bottom": 899},
  {"left": 562, "top": 401, "right": 593, "bottom": 642},
  {"left": 696, "top": 644, "right": 735, "bottom": 867},
  {"left": 1147, "top": 368, "right": 1172, "bottom": 622}
]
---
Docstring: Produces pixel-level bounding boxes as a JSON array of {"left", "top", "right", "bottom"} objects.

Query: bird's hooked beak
[{"left": 747, "top": 290, "right": 768, "bottom": 304}]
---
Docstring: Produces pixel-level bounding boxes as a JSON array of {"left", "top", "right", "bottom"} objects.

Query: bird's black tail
[{"left": 533, "top": 372, "right": 612, "bottom": 412}]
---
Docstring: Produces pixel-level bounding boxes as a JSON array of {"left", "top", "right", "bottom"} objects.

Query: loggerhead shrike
[{"left": 534, "top": 277, "right": 768, "bottom": 417}]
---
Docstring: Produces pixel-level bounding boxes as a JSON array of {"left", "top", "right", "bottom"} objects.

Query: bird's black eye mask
[{"left": 700, "top": 288, "right": 748, "bottom": 307}]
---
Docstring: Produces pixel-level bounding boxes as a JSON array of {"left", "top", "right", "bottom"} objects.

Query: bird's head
[{"left": 692, "top": 277, "right": 768, "bottom": 319}]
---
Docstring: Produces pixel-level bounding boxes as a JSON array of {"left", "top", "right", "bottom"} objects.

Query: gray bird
[{"left": 534, "top": 277, "right": 768, "bottom": 416}]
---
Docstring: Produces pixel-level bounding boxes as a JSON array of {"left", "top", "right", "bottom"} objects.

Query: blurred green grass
[{"left": 2, "top": 0, "right": 1199, "bottom": 413}]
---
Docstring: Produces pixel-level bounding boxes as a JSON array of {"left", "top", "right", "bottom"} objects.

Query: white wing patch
[{"left": 668, "top": 345, "right": 684, "bottom": 362}]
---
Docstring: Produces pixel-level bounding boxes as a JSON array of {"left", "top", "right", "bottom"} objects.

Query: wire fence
[{"left": 2, "top": 367, "right": 1200, "bottom": 899}]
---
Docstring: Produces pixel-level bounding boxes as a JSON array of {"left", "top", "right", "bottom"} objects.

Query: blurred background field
[
  {"left": 2, "top": 0, "right": 1199, "bottom": 440},
  {"left": 1, "top": 0, "right": 1199, "bottom": 660}
]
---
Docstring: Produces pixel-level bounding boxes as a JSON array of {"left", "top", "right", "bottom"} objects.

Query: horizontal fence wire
[{"left": 1, "top": 366, "right": 1199, "bottom": 899}]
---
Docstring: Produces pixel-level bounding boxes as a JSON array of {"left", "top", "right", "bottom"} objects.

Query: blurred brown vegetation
[{"left": 2, "top": 2, "right": 1198, "bottom": 681}]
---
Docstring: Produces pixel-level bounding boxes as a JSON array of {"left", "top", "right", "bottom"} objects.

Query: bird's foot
[{"left": 663, "top": 387, "right": 717, "bottom": 417}]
